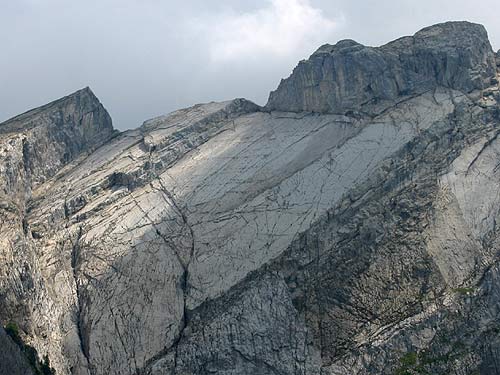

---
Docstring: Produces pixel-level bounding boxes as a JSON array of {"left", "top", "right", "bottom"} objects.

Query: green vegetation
[
  {"left": 395, "top": 352, "right": 420, "bottom": 375},
  {"left": 5, "top": 321, "right": 22, "bottom": 345},
  {"left": 4, "top": 322, "right": 56, "bottom": 375},
  {"left": 400, "top": 352, "right": 418, "bottom": 367},
  {"left": 394, "top": 343, "right": 469, "bottom": 375},
  {"left": 452, "top": 287, "right": 474, "bottom": 295}
]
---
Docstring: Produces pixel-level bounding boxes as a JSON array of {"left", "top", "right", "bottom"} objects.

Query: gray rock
[
  {"left": 266, "top": 21, "right": 496, "bottom": 114},
  {"left": 2, "top": 21, "right": 500, "bottom": 375},
  {"left": 0, "top": 87, "right": 115, "bottom": 375},
  {"left": 0, "top": 327, "right": 36, "bottom": 375}
]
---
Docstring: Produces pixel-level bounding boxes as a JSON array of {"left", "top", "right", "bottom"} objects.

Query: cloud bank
[{"left": 193, "top": 0, "right": 343, "bottom": 63}]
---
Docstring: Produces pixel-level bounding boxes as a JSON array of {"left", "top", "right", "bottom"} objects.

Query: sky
[{"left": 2, "top": 0, "right": 500, "bottom": 130}]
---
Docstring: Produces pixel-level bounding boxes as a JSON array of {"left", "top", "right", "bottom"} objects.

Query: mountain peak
[
  {"left": 266, "top": 21, "right": 497, "bottom": 114},
  {"left": 4, "top": 19, "right": 500, "bottom": 375},
  {"left": 0, "top": 87, "right": 115, "bottom": 189},
  {"left": 0, "top": 86, "right": 113, "bottom": 135},
  {"left": 412, "top": 20, "right": 488, "bottom": 43},
  {"left": 312, "top": 39, "right": 364, "bottom": 55}
]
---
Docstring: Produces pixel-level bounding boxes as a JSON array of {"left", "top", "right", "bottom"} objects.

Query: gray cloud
[{"left": 1, "top": 0, "right": 500, "bottom": 130}]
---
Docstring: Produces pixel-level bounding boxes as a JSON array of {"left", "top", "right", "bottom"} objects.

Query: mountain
[{"left": 1, "top": 21, "right": 500, "bottom": 375}]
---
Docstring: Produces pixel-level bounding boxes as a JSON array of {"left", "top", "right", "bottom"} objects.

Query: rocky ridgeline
[
  {"left": 1, "top": 21, "right": 500, "bottom": 375},
  {"left": 267, "top": 21, "right": 497, "bottom": 114}
]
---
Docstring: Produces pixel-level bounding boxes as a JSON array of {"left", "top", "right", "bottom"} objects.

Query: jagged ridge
[
  {"left": 266, "top": 21, "right": 497, "bottom": 114},
  {"left": 1, "top": 21, "right": 500, "bottom": 375}
]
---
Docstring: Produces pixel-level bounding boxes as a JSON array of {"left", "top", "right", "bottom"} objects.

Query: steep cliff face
[
  {"left": 2, "top": 21, "right": 500, "bottom": 375},
  {"left": 266, "top": 21, "right": 497, "bottom": 114},
  {"left": 0, "top": 88, "right": 115, "bottom": 375},
  {"left": 0, "top": 327, "right": 36, "bottom": 375}
]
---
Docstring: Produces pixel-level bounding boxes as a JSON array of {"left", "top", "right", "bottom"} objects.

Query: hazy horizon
[{"left": 2, "top": 0, "right": 500, "bottom": 130}]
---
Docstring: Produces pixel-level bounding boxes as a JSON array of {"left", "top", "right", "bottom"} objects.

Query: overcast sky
[{"left": 2, "top": 0, "right": 500, "bottom": 130}]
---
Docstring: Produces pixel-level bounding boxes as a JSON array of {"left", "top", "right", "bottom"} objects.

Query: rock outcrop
[
  {"left": 0, "top": 327, "right": 36, "bottom": 375},
  {"left": 0, "top": 87, "right": 115, "bottom": 375},
  {"left": 266, "top": 21, "right": 497, "bottom": 114},
  {"left": 2, "top": 21, "right": 500, "bottom": 375}
]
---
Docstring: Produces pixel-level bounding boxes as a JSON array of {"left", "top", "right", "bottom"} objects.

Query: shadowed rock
[
  {"left": 266, "top": 21, "right": 497, "bottom": 114},
  {"left": 0, "top": 327, "right": 36, "bottom": 375},
  {"left": 3, "top": 21, "right": 500, "bottom": 375}
]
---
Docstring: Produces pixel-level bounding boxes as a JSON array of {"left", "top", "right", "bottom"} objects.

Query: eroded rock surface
[
  {"left": 0, "top": 327, "right": 36, "bottom": 375},
  {"left": 2, "top": 21, "right": 500, "bottom": 375},
  {"left": 266, "top": 21, "right": 496, "bottom": 114}
]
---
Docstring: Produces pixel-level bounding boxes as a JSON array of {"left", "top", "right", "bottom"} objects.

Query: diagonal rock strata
[{"left": 2, "top": 21, "right": 500, "bottom": 375}]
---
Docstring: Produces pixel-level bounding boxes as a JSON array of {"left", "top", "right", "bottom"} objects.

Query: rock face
[
  {"left": 266, "top": 21, "right": 497, "bottom": 114},
  {"left": 0, "top": 88, "right": 115, "bottom": 375},
  {"left": 0, "top": 327, "right": 36, "bottom": 375},
  {"left": 2, "top": 21, "right": 500, "bottom": 375}
]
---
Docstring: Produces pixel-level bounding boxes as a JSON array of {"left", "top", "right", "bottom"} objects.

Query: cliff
[{"left": 2, "top": 21, "right": 500, "bottom": 375}]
